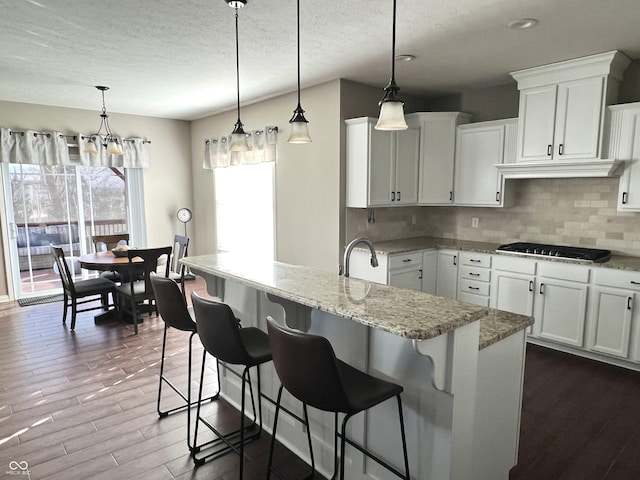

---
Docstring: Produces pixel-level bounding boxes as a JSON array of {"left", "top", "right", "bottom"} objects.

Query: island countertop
[{"left": 182, "top": 253, "right": 532, "bottom": 345}]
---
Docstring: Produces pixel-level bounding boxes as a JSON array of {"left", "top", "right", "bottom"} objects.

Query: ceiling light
[
  {"left": 287, "top": 0, "right": 311, "bottom": 144},
  {"left": 375, "top": 0, "right": 407, "bottom": 131},
  {"left": 507, "top": 18, "right": 538, "bottom": 29},
  {"left": 84, "top": 86, "right": 123, "bottom": 155},
  {"left": 227, "top": 0, "right": 249, "bottom": 152}
]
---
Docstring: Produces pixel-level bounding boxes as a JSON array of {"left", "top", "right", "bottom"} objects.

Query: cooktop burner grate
[{"left": 496, "top": 242, "right": 611, "bottom": 263}]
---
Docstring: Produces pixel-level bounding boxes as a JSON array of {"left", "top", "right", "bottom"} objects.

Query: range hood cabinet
[{"left": 496, "top": 159, "right": 622, "bottom": 179}]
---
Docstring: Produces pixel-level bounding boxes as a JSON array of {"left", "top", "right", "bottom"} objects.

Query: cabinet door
[
  {"left": 394, "top": 128, "right": 420, "bottom": 205},
  {"left": 454, "top": 124, "right": 504, "bottom": 206},
  {"left": 417, "top": 117, "right": 456, "bottom": 204},
  {"left": 389, "top": 268, "right": 422, "bottom": 292},
  {"left": 368, "top": 129, "right": 394, "bottom": 206},
  {"left": 492, "top": 271, "right": 535, "bottom": 318},
  {"left": 517, "top": 84, "right": 558, "bottom": 162},
  {"left": 589, "top": 287, "right": 633, "bottom": 358},
  {"left": 615, "top": 105, "right": 640, "bottom": 210},
  {"left": 554, "top": 76, "right": 605, "bottom": 160},
  {"left": 535, "top": 278, "right": 588, "bottom": 347},
  {"left": 435, "top": 250, "right": 458, "bottom": 299},
  {"left": 421, "top": 250, "right": 437, "bottom": 295}
]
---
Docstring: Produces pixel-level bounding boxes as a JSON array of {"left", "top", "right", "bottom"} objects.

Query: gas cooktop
[{"left": 496, "top": 242, "right": 611, "bottom": 263}]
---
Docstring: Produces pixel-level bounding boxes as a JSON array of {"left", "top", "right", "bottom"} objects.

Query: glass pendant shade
[
  {"left": 106, "top": 140, "right": 122, "bottom": 155},
  {"left": 288, "top": 120, "right": 312, "bottom": 144},
  {"left": 376, "top": 100, "right": 408, "bottom": 130},
  {"left": 230, "top": 122, "right": 250, "bottom": 152},
  {"left": 84, "top": 139, "right": 98, "bottom": 154}
]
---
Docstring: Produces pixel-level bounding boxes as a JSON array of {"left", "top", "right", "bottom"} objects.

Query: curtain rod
[
  {"left": 9, "top": 130, "right": 151, "bottom": 144},
  {"left": 205, "top": 125, "right": 278, "bottom": 145}
]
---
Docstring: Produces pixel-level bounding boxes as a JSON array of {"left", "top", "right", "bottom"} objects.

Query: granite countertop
[
  {"left": 361, "top": 236, "right": 640, "bottom": 271},
  {"left": 183, "top": 253, "right": 531, "bottom": 347}
]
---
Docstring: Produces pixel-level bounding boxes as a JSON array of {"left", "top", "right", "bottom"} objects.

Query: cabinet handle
[
  {"left": 469, "top": 272, "right": 480, "bottom": 276},
  {"left": 468, "top": 286, "right": 480, "bottom": 291},
  {"left": 631, "top": 281, "right": 640, "bottom": 285},
  {"left": 397, "top": 191, "right": 401, "bottom": 201},
  {"left": 628, "top": 297, "right": 633, "bottom": 310},
  {"left": 449, "top": 191, "right": 453, "bottom": 201},
  {"left": 419, "top": 269, "right": 423, "bottom": 280},
  {"left": 622, "top": 192, "right": 628, "bottom": 204},
  {"left": 529, "top": 280, "right": 534, "bottom": 292},
  {"left": 391, "top": 191, "right": 395, "bottom": 202},
  {"left": 496, "top": 191, "right": 501, "bottom": 202},
  {"left": 547, "top": 144, "right": 552, "bottom": 156},
  {"left": 453, "top": 255, "right": 457, "bottom": 266},
  {"left": 470, "top": 259, "right": 481, "bottom": 263},
  {"left": 402, "top": 258, "right": 412, "bottom": 263},
  {"left": 539, "top": 283, "right": 544, "bottom": 294},
  {"left": 558, "top": 144, "right": 564, "bottom": 155}
]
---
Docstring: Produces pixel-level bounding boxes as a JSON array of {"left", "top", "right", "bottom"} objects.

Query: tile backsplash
[{"left": 346, "top": 177, "right": 640, "bottom": 257}]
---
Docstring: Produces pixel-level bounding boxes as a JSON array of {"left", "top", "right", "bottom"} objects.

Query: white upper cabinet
[
  {"left": 406, "top": 112, "right": 472, "bottom": 205},
  {"left": 607, "top": 102, "right": 640, "bottom": 211},
  {"left": 505, "top": 50, "right": 631, "bottom": 179},
  {"left": 453, "top": 118, "right": 517, "bottom": 207},
  {"left": 346, "top": 117, "right": 419, "bottom": 208}
]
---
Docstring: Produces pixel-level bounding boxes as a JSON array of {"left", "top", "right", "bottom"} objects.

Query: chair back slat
[
  {"left": 266, "top": 317, "right": 350, "bottom": 412},
  {"left": 150, "top": 275, "right": 196, "bottom": 332},
  {"left": 127, "top": 246, "right": 172, "bottom": 296},
  {"left": 191, "top": 293, "right": 251, "bottom": 365}
]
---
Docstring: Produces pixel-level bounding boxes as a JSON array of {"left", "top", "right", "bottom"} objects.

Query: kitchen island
[{"left": 182, "top": 253, "right": 532, "bottom": 480}]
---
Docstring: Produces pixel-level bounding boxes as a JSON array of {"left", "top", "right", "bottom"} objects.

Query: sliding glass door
[{"left": 2, "top": 163, "right": 128, "bottom": 297}]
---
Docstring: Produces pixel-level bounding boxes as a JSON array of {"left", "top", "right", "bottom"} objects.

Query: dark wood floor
[{"left": 2, "top": 279, "right": 640, "bottom": 480}]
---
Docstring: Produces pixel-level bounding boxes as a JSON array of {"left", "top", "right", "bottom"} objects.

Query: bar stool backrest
[
  {"left": 266, "top": 317, "right": 351, "bottom": 413},
  {"left": 150, "top": 275, "right": 195, "bottom": 332},
  {"left": 191, "top": 292, "right": 251, "bottom": 365}
]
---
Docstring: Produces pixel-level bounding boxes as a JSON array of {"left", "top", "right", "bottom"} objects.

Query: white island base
[{"left": 184, "top": 255, "right": 528, "bottom": 480}]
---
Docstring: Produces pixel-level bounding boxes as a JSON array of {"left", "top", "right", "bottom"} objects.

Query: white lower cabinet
[
  {"left": 491, "top": 256, "right": 536, "bottom": 333},
  {"left": 421, "top": 250, "right": 438, "bottom": 295},
  {"left": 457, "top": 252, "right": 492, "bottom": 307},
  {"left": 436, "top": 249, "right": 459, "bottom": 299}
]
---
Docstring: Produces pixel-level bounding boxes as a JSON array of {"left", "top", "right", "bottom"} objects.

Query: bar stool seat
[
  {"left": 266, "top": 316, "right": 411, "bottom": 480},
  {"left": 191, "top": 292, "right": 272, "bottom": 479}
]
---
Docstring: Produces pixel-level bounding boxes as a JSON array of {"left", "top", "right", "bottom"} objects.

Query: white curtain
[
  {"left": 0, "top": 127, "right": 70, "bottom": 165},
  {"left": 203, "top": 126, "right": 278, "bottom": 169},
  {"left": 0, "top": 127, "right": 150, "bottom": 168}
]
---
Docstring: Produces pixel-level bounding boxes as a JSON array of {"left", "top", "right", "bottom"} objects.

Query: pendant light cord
[
  {"left": 296, "top": 0, "right": 301, "bottom": 107},
  {"left": 391, "top": 0, "right": 397, "bottom": 83},
  {"left": 235, "top": 7, "right": 241, "bottom": 124}
]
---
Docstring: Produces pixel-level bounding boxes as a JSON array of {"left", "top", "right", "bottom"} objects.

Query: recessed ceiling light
[
  {"left": 395, "top": 54, "right": 415, "bottom": 62},
  {"left": 507, "top": 18, "right": 538, "bottom": 29}
]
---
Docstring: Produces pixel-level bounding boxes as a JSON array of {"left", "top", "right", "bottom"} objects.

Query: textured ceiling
[{"left": 1, "top": 0, "right": 639, "bottom": 121}]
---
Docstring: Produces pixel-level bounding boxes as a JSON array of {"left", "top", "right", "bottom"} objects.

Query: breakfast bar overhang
[{"left": 182, "top": 253, "right": 532, "bottom": 480}]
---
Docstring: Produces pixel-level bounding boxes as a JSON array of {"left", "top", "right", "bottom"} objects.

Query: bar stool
[
  {"left": 150, "top": 275, "right": 218, "bottom": 452},
  {"left": 265, "top": 317, "right": 411, "bottom": 480},
  {"left": 191, "top": 292, "right": 272, "bottom": 479}
]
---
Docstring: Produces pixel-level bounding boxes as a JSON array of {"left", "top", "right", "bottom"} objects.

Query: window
[{"left": 214, "top": 163, "right": 274, "bottom": 260}]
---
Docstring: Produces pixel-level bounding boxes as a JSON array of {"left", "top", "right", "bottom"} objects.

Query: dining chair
[
  {"left": 92, "top": 233, "right": 130, "bottom": 283},
  {"left": 51, "top": 245, "right": 117, "bottom": 331},
  {"left": 150, "top": 274, "right": 219, "bottom": 452},
  {"left": 115, "top": 246, "right": 172, "bottom": 335},
  {"left": 168, "top": 234, "right": 189, "bottom": 283},
  {"left": 265, "top": 317, "right": 410, "bottom": 480}
]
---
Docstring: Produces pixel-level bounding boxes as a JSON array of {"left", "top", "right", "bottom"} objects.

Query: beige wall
[{"left": 0, "top": 100, "right": 191, "bottom": 299}]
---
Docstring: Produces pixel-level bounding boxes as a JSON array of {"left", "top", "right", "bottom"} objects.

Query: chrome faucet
[{"left": 340, "top": 237, "right": 379, "bottom": 277}]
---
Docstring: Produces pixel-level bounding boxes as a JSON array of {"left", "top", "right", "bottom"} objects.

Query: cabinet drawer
[
  {"left": 459, "top": 251, "right": 492, "bottom": 268},
  {"left": 538, "top": 260, "right": 590, "bottom": 283},
  {"left": 458, "top": 291, "right": 490, "bottom": 307},
  {"left": 594, "top": 268, "right": 640, "bottom": 290},
  {"left": 459, "top": 265, "right": 491, "bottom": 283},
  {"left": 388, "top": 251, "right": 422, "bottom": 270},
  {"left": 459, "top": 278, "right": 490, "bottom": 296},
  {"left": 493, "top": 255, "right": 537, "bottom": 275}
]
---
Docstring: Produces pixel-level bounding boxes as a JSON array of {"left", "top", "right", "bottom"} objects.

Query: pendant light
[
  {"left": 227, "top": 0, "right": 250, "bottom": 152},
  {"left": 84, "top": 86, "right": 124, "bottom": 155},
  {"left": 375, "top": 0, "right": 408, "bottom": 131},
  {"left": 287, "top": 0, "right": 311, "bottom": 144}
]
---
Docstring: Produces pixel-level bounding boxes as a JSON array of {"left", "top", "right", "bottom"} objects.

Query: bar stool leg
[
  {"left": 266, "top": 385, "right": 284, "bottom": 480},
  {"left": 397, "top": 395, "right": 411, "bottom": 480}
]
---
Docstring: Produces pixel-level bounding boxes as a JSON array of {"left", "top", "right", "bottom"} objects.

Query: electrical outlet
[
  {"left": 472, "top": 217, "right": 479, "bottom": 228},
  {"left": 411, "top": 214, "right": 417, "bottom": 225}
]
